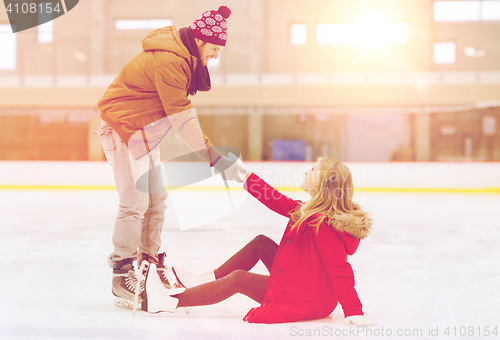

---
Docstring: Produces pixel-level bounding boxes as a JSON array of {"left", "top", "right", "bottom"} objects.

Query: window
[
  {"left": 115, "top": 20, "right": 173, "bottom": 30},
  {"left": 434, "top": 1, "right": 500, "bottom": 21},
  {"left": 482, "top": 1, "right": 500, "bottom": 21},
  {"left": 38, "top": 20, "right": 53, "bottom": 43},
  {"left": 38, "top": 4, "right": 53, "bottom": 43},
  {"left": 433, "top": 1, "right": 480, "bottom": 21},
  {"left": 0, "top": 25, "right": 16, "bottom": 70},
  {"left": 290, "top": 24, "right": 307, "bottom": 45},
  {"left": 434, "top": 42, "right": 456, "bottom": 64},
  {"left": 316, "top": 23, "right": 408, "bottom": 45},
  {"left": 38, "top": 2, "right": 53, "bottom": 43}
]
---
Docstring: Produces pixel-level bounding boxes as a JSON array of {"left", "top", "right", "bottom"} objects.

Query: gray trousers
[{"left": 96, "top": 120, "right": 167, "bottom": 268}]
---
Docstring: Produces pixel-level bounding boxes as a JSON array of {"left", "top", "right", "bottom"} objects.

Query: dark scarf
[{"left": 178, "top": 27, "right": 211, "bottom": 96}]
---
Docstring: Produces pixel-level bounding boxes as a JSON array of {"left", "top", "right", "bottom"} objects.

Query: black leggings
[{"left": 175, "top": 234, "right": 278, "bottom": 307}]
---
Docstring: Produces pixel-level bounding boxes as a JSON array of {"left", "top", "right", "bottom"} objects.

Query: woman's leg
[
  {"left": 175, "top": 270, "right": 269, "bottom": 307},
  {"left": 173, "top": 234, "right": 278, "bottom": 288},
  {"left": 214, "top": 234, "right": 279, "bottom": 279}
]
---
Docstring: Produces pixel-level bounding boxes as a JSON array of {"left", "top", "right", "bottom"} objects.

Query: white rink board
[{"left": 0, "top": 161, "right": 500, "bottom": 190}]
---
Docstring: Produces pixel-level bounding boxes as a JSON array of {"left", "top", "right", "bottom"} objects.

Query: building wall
[
  {"left": 1, "top": 0, "right": 500, "bottom": 161},
  {"left": 1, "top": 161, "right": 500, "bottom": 193},
  {"left": 3, "top": 0, "right": 500, "bottom": 76}
]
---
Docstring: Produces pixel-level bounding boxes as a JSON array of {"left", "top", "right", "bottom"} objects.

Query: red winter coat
[{"left": 242, "top": 173, "right": 372, "bottom": 324}]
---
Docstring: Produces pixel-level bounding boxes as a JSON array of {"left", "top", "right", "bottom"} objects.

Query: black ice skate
[{"left": 112, "top": 258, "right": 143, "bottom": 309}]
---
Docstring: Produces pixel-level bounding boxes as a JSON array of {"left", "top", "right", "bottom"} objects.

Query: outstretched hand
[{"left": 344, "top": 315, "right": 377, "bottom": 326}]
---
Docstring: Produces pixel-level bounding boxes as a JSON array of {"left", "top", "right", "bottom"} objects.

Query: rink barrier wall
[{"left": 1, "top": 161, "right": 499, "bottom": 194}]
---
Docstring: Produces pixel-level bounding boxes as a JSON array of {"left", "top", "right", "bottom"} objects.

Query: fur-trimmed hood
[
  {"left": 326, "top": 203, "right": 372, "bottom": 255},
  {"left": 329, "top": 203, "right": 372, "bottom": 239}
]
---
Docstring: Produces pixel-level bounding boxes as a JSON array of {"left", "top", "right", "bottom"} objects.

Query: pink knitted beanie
[{"left": 191, "top": 6, "right": 231, "bottom": 46}]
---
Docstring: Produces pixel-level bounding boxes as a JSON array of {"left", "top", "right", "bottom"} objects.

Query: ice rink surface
[{"left": 1, "top": 186, "right": 500, "bottom": 340}]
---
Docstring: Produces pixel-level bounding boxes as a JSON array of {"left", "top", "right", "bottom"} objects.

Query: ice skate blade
[{"left": 114, "top": 297, "right": 134, "bottom": 309}]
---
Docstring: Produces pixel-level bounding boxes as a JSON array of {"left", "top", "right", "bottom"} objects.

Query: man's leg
[
  {"left": 95, "top": 120, "right": 150, "bottom": 266},
  {"left": 139, "top": 147, "right": 167, "bottom": 258},
  {"left": 109, "top": 133, "right": 150, "bottom": 266},
  {"left": 97, "top": 121, "right": 151, "bottom": 307}
]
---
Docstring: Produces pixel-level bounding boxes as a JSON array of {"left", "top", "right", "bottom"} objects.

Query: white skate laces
[
  {"left": 124, "top": 270, "right": 138, "bottom": 292},
  {"left": 157, "top": 267, "right": 187, "bottom": 295},
  {"left": 132, "top": 261, "right": 149, "bottom": 316}
]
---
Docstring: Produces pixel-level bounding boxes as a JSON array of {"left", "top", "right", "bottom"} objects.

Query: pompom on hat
[{"left": 191, "top": 6, "right": 231, "bottom": 46}]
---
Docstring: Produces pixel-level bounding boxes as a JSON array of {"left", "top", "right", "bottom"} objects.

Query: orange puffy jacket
[{"left": 97, "top": 26, "right": 219, "bottom": 163}]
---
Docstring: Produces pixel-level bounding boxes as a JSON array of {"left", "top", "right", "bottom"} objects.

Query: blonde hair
[{"left": 289, "top": 157, "right": 356, "bottom": 234}]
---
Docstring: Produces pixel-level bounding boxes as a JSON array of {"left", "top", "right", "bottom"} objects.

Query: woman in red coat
[{"left": 138, "top": 157, "right": 375, "bottom": 325}]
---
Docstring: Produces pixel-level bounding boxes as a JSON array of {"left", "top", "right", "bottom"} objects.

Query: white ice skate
[
  {"left": 156, "top": 253, "right": 186, "bottom": 295},
  {"left": 142, "top": 262, "right": 180, "bottom": 314},
  {"left": 172, "top": 266, "right": 215, "bottom": 288}
]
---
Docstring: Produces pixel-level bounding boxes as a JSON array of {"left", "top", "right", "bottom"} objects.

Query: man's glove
[
  {"left": 344, "top": 315, "right": 377, "bottom": 326},
  {"left": 213, "top": 153, "right": 246, "bottom": 183}
]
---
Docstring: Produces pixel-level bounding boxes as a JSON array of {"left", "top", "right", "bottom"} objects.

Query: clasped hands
[{"left": 212, "top": 152, "right": 247, "bottom": 183}]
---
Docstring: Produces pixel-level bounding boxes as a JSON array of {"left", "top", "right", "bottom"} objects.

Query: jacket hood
[
  {"left": 142, "top": 25, "right": 191, "bottom": 60},
  {"left": 328, "top": 203, "right": 372, "bottom": 255}
]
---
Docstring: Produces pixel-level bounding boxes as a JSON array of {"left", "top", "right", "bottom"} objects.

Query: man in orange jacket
[{"left": 94, "top": 6, "right": 242, "bottom": 309}]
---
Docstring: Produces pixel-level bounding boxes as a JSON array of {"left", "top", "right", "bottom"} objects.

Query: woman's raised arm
[{"left": 243, "top": 172, "right": 300, "bottom": 218}]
